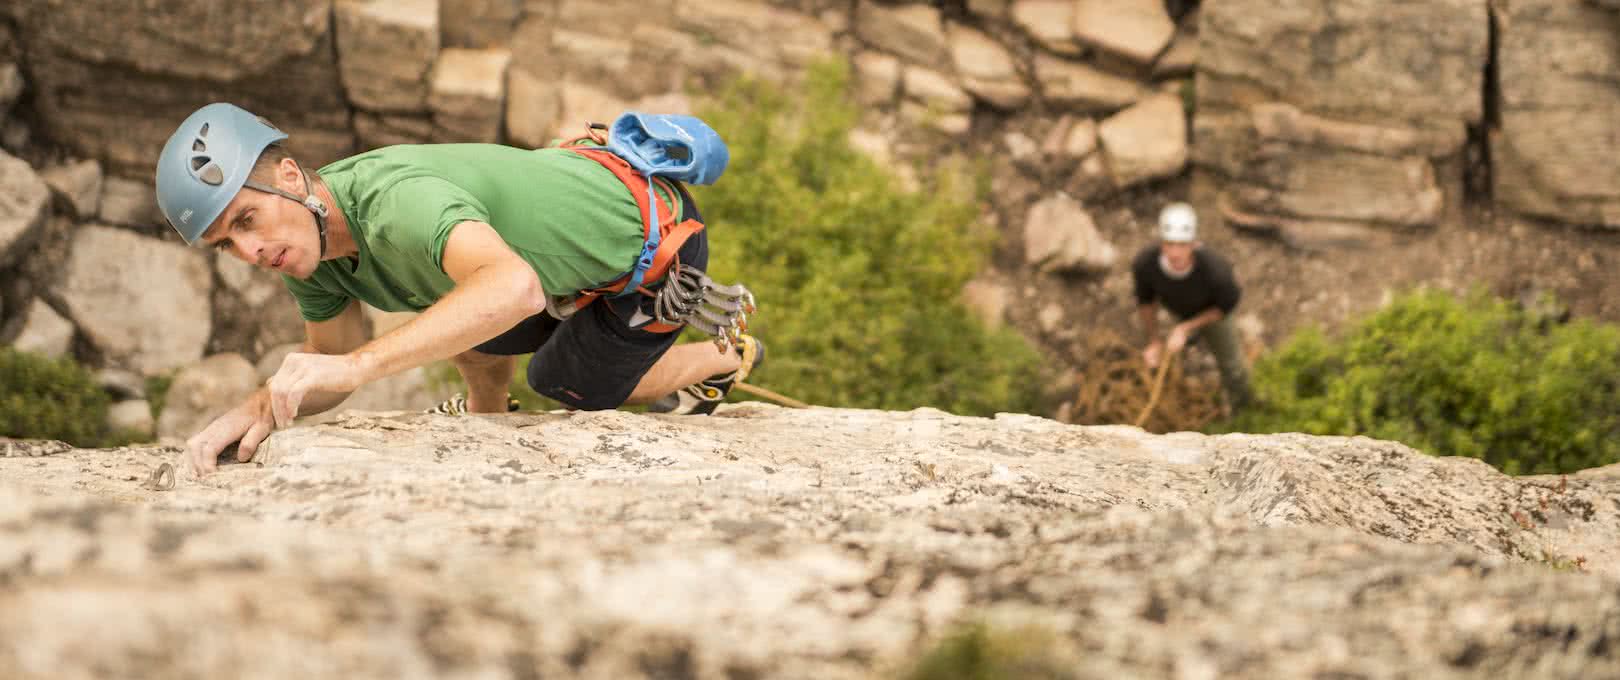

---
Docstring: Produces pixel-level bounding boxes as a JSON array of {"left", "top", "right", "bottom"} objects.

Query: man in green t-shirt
[{"left": 155, "top": 103, "right": 761, "bottom": 475}]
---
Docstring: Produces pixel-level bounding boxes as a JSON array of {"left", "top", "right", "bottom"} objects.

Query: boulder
[
  {"left": 1152, "top": 21, "right": 1199, "bottom": 79},
  {"left": 16, "top": 0, "right": 354, "bottom": 176},
  {"left": 10, "top": 298, "right": 73, "bottom": 359},
  {"left": 334, "top": 0, "right": 440, "bottom": 112},
  {"left": 854, "top": 1, "right": 948, "bottom": 66},
  {"left": 1493, "top": 0, "right": 1620, "bottom": 227},
  {"left": 1011, "top": 0, "right": 1083, "bottom": 56},
  {"left": 1070, "top": 0, "right": 1176, "bottom": 65},
  {"left": 947, "top": 24, "right": 1030, "bottom": 109},
  {"left": 548, "top": 29, "right": 633, "bottom": 90},
  {"left": 57, "top": 226, "right": 212, "bottom": 376},
  {"left": 554, "top": 81, "right": 628, "bottom": 143},
  {"left": 1098, "top": 93, "right": 1188, "bottom": 187},
  {"left": 96, "top": 368, "right": 148, "bottom": 401},
  {"left": 504, "top": 66, "right": 563, "bottom": 149},
  {"left": 97, "top": 177, "right": 163, "bottom": 229},
  {"left": 902, "top": 66, "right": 972, "bottom": 114},
  {"left": 1023, "top": 193, "right": 1117, "bottom": 274},
  {"left": 429, "top": 48, "right": 512, "bottom": 143},
  {"left": 0, "top": 62, "right": 21, "bottom": 118},
  {"left": 215, "top": 253, "right": 285, "bottom": 309},
  {"left": 354, "top": 112, "right": 434, "bottom": 150},
  {"left": 439, "top": 0, "right": 521, "bottom": 48},
  {"left": 155, "top": 353, "right": 260, "bottom": 440},
  {"left": 967, "top": 0, "right": 1012, "bottom": 18},
  {"left": 106, "top": 400, "right": 154, "bottom": 439},
  {"left": 1063, "top": 118, "right": 1099, "bottom": 159},
  {"left": 39, "top": 159, "right": 102, "bottom": 220},
  {"left": 853, "top": 51, "right": 902, "bottom": 107},
  {"left": 0, "top": 149, "right": 49, "bottom": 269},
  {"left": 1033, "top": 54, "right": 1144, "bottom": 110},
  {"left": 676, "top": 0, "right": 836, "bottom": 69}
]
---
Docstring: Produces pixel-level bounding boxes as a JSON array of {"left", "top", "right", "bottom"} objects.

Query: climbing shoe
[
  {"left": 647, "top": 334, "right": 765, "bottom": 416},
  {"left": 427, "top": 393, "right": 522, "bottom": 416}
]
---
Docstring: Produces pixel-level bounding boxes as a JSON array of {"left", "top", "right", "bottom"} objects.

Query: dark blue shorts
[{"left": 472, "top": 184, "right": 708, "bottom": 411}]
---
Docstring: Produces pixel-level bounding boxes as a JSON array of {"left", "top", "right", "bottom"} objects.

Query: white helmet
[{"left": 1158, "top": 202, "right": 1198, "bottom": 242}]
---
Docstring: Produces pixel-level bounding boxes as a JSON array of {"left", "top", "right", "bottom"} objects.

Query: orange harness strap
[{"left": 562, "top": 143, "right": 707, "bottom": 334}]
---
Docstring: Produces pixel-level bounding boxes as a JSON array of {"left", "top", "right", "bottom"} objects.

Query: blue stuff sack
[{"left": 606, "top": 112, "right": 729, "bottom": 186}]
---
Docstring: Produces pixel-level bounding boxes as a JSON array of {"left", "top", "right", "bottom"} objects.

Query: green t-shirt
[{"left": 282, "top": 144, "right": 678, "bottom": 322}]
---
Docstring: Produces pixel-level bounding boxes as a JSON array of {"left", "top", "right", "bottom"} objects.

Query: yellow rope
[
  {"left": 734, "top": 382, "right": 811, "bottom": 409},
  {"left": 1133, "top": 352, "right": 1177, "bottom": 428}
]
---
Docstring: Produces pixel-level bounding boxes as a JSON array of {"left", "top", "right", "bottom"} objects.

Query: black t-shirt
[{"left": 1131, "top": 245, "right": 1241, "bottom": 320}]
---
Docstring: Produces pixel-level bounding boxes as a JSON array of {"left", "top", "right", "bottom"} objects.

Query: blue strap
[{"left": 615, "top": 177, "right": 663, "bottom": 297}]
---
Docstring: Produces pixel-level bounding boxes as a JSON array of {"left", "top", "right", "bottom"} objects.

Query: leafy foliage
[
  {"left": 1219, "top": 290, "right": 1620, "bottom": 474},
  {"left": 0, "top": 347, "right": 116, "bottom": 447},
  {"left": 691, "top": 61, "right": 1045, "bottom": 415},
  {"left": 899, "top": 622, "right": 1077, "bottom": 680}
]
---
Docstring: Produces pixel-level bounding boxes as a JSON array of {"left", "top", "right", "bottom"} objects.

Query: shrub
[
  {"left": 0, "top": 347, "right": 116, "bottom": 447},
  {"left": 690, "top": 61, "right": 1045, "bottom": 416},
  {"left": 1219, "top": 289, "right": 1620, "bottom": 474},
  {"left": 899, "top": 621, "right": 1077, "bottom": 680}
]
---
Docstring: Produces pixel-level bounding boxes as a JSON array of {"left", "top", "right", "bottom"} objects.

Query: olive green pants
[{"left": 1193, "top": 316, "right": 1253, "bottom": 411}]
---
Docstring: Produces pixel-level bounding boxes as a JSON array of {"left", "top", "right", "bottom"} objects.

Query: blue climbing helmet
[{"left": 155, "top": 103, "right": 330, "bottom": 252}]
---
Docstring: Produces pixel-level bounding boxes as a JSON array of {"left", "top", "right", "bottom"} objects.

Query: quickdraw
[{"left": 628, "top": 263, "right": 755, "bottom": 353}]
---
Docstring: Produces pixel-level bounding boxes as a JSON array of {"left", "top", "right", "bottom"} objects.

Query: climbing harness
[{"left": 547, "top": 114, "right": 755, "bottom": 353}]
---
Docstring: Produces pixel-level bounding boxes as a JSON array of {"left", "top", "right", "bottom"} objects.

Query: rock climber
[
  {"left": 1131, "top": 202, "right": 1252, "bottom": 411},
  {"left": 156, "top": 103, "right": 762, "bottom": 475}
]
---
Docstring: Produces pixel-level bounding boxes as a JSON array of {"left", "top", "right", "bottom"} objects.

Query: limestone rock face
[
  {"left": 1195, "top": 0, "right": 1487, "bottom": 239},
  {"left": 1493, "top": 0, "right": 1620, "bottom": 227},
  {"left": 429, "top": 47, "right": 512, "bottom": 143},
  {"left": 57, "top": 226, "right": 212, "bottom": 376},
  {"left": 854, "top": 1, "right": 947, "bottom": 66},
  {"left": 0, "top": 408, "right": 1617, "bottom": 678},
  {"left": 15, "top": 0, "right": 353, "bottom": 175},
  {"left": 0, "top": 149, "right": 49, "bottom": 269},
  {"left": 334, "top": 0, "right": 440, "bottom": 113},
  {"left": 439, "top": 0, "right": 521, "bottom": 48}
]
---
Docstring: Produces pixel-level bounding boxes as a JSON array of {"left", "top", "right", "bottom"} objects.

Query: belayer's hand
[
  {"left": 1143, "top": 340, "right": 1165, "bottom": 369},
  {"left": 1166, "top": 324, "right": 1191, "bottom": 357},
  {"left": 267, "top": 352, "right": 370, "bottom": 429}
]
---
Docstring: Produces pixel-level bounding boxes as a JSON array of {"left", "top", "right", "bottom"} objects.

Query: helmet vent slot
[
  {"left": 198, "top": 164, "right": 224, "bottom": 185},
  {"left": 192, "top": 139, "right": 206, "bottom": 152},
  {"left": 198, "top": 123, "right": 210, "bottom": 138}
]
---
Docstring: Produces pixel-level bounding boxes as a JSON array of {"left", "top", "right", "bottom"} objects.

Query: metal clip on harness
[{"left": 635, "top": 264, "right": 756, "bottom": 353}]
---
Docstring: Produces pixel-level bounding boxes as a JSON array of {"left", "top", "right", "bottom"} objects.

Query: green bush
[
  {"left": 1220, "top": 290, "right": 1620, "bottom": 474},
  {"left": 898, "top": 621, "right": 1077, "bottom": 680},
  {"left": 691, "top": 61, "right": 1045, "bottom": 416},
  {"left": 0, "top": 347, "right": 116, "bottom": 447}
]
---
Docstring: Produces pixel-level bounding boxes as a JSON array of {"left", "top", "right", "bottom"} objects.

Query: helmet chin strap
[{"left": 242, "top": 167, "right": 330, "bottom": 258}]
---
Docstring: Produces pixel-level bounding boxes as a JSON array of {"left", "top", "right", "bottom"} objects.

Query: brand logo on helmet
[{"left": 179, "top": 209, "right": 193, "bottom": 224}]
